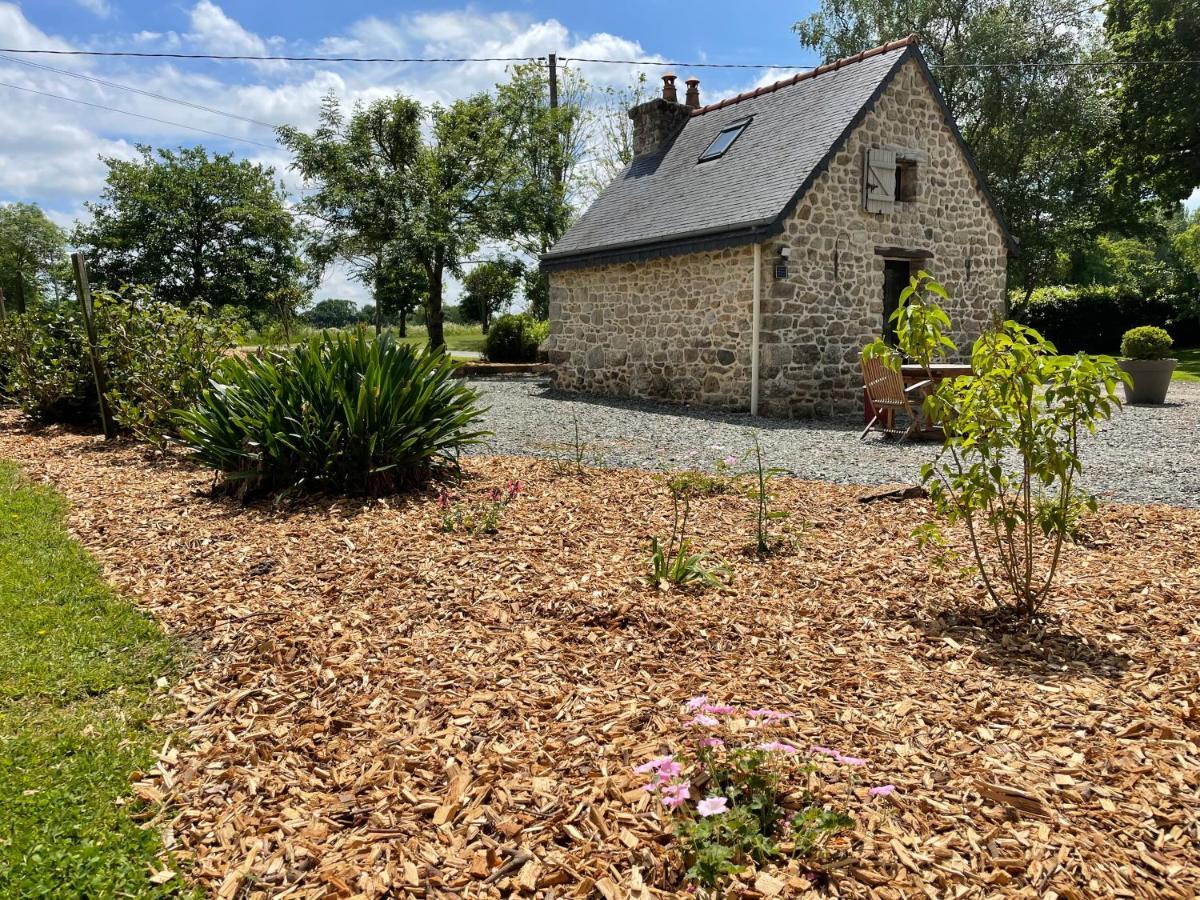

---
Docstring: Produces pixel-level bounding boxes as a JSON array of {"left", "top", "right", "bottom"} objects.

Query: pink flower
[
  {"left": 699, "top": 737, "right": 725, "bottom": 749},
  {"left": 641, "top": 782, "right": 659, "bottom": 793},
  {"left": 685, "top": 695, "right": 708, "bottom": 710},
  {"left": 722, "top": 455, "right": 739, "bottom": 467},
  {"left": 700, "top": 703, "right": 736, "bottom": 715},
  {"left": 757, "top": 741, "right": 799, "bottom": 754},
  {"left": 656, "top": 759, "right": 682, "bottom": 780},
  {"left": 868, "top": 784, "right": 896, "bottom": 797},
  {"left": 437, "top": 491, "right": 450, "bottom": 510},
  {"left": 634, "top": 755, "right": 673, "bottom": 774},
  {"left": 835, "top": 754, "right": 867, "bottom": 767},
  {"left": 661, "top": 781, "right": 691, "bottom": 809},
  {"left": 696, "top": 796, "right": 729, "bottom": 817},
  {"left": 810, "top": 745, "right": 838, "bottom": 757},
  {"left": 687, "top": 714, "right": 719, "bottom": 727},
  {"left": 748, "top": 709, "right": 792, "bottom": 721}
]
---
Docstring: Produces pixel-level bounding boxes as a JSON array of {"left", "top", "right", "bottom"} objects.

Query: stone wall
[
  {"left": 547, "top": 246, "right": 755, "bottom": 407},
  {"left": 547, "top": 57, "right": 1009, "bottom": 417}
]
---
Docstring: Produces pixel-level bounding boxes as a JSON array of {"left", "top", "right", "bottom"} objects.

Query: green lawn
[
  {"left": 1173, "top": 347, "right": 1200, "bottom": 382},
  {"left": 240, "top": 322, "right": 487, "bottom": 356},
  {"left": 0, "top": 462, "right": 183, "bottom": 897}
]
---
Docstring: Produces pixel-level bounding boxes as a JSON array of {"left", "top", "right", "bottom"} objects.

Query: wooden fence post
[{"left": 70, "top": 252, "right": 114, "bottom": 440}]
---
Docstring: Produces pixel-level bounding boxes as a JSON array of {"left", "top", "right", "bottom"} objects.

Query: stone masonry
[{"left": 547, "top": 58, "right": 1009, "bottom": 417}]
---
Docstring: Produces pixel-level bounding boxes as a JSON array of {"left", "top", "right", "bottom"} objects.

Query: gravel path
[{"left": 468, "top": 377, "right": 1200, "bottom": 507}]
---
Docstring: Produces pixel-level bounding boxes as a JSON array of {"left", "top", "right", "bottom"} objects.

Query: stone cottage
[{"left": 541, "top": 35, "right": 1016, "bottom": 417}]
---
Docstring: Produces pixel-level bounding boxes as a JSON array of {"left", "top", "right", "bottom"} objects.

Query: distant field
[
  {"left": 240, "top": 322, "right": 487, "bottom": 356},
  {"left": 1173, "top": 347, "right": 1199, "bottom": 382}
]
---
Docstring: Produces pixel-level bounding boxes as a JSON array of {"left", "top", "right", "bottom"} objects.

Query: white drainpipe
[{"left": 750, "top": 242, "right": 762, "bottom": 416}]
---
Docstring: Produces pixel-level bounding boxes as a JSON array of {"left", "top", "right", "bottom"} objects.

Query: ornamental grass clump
[
  {"left": 636, "top": 698, "right": 894, "bottom": 892},
  {"left": 647, "top": 472, "right": 730, "bottom": 589},
  {"left": 177, "top": 329, "right": 487, "bottom": 497}
]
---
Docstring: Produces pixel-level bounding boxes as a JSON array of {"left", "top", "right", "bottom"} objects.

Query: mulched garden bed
[{"left": 1, "top": 411, "right": 1197, "bottom": 899}]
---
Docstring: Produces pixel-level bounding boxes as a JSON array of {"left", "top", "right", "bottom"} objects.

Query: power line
[
  {"left": 0, "top": 47, "right": 542, "bottom": 64},
  {"left": 1, "top": 45, "right": 1196, "bottom": 70},
  {"left": 0, "top": 53, "right": 282, "bottom": 130},
  {"left": 0, "top": 80, "right": 278, "bottom": 150}
]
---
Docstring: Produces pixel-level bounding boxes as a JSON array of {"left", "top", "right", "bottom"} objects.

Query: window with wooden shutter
[{"left": 863, "top": 147, "right": 897, "bottom": 214}]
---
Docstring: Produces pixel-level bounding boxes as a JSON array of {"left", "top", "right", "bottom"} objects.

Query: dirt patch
[{"left": 1, "top": 411, "right": 1198, "bottom": 898}]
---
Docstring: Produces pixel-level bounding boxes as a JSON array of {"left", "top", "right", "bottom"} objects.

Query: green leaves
[
  {"left": 176, "top": 329, "right": 489, "bottom": 497},
  {"left": 921, "top": 317, "right": 1127, "bottom": 617}
]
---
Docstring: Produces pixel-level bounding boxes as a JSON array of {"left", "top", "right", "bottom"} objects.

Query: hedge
[{"left": 1009, "top": 285, "right": 1184, "bottom": 354}]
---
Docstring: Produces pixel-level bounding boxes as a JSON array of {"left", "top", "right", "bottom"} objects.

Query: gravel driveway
[{"left": 469, "top": 377, "right": 1200, "bottom": 507}]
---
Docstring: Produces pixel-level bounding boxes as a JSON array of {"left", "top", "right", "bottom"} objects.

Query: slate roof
[{"left": 543, "top": 38, "right": 1013, "bottom": 271}]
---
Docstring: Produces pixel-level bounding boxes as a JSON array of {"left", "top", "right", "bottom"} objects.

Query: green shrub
[
  {"left": 484, "top": 313, "right": 548, "bottom": 363},
  {"left": 1010, "top": 285, "right": 1175, "bottom": 354},
  {"left": 97, "top": 288, "right": 236, "bottom": 447},
  {"left": 177, "top": 329, "right": 488, "bottom": 497},
  {"left": 0, "top": 288, "right": 236, "bottom": 440},
  {"left": 1120, "top": 325, "right": 1173, "bottom": 359},
  {"left": 0, "top": 306, "right": 93, "bottom": 422}
]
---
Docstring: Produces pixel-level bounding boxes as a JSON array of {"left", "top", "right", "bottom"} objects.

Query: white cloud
[
  {"left": 74, "top": 0, "right": 113, "bottom": 18},
  {"left": 0, "top": 1, "right": 668, "bottom": 303}
]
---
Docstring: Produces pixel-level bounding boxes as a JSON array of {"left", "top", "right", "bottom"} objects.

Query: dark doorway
[{"left": 882, "top": 259, "right": 912, "bottom": 346}]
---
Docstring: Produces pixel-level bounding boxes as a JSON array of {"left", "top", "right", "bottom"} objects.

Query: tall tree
[
  {"left": 577, "top": 74, "right": 649, "bottom": 206},
  {"left": 0, "top": 202, "right": 68, "bottom": 307},
  {"left": 1105, "top": 0, "right": 1200, "bottom": 206},
  {"left": 792, "top": 0, "right": 1120, "bottom": 292},
  {"left": 74, "top": 146, "right": 307, "bottom": 315},
  {"left": 281, "top": 94, "right": 517, "bottom": 349},
  {"left": 460, "top": 258, "right": 523, "bottom": 331}
]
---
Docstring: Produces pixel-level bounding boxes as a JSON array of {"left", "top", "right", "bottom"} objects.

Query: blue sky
[{"left": 0, "top": 1, "right": 824, "bottom": 299}]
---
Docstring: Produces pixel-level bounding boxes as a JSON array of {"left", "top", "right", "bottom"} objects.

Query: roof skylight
[{"left": 698, "top": 119, "right": 750, "bottom": 162}]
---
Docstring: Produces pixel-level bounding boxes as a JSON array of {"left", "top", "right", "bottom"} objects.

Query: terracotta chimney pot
[
  {"left": 684, "top": 77, "right": 700, "bottom": 109},
  {"left": 661, "top": 73, "right": 678, "bottom": 103}
]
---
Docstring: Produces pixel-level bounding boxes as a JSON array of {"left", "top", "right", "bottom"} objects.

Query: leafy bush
[
  {"left": 1010, "top": 285, "right": 1176, "bottom": 354},
  {"left": 1120, "top": 325, "right": 1173, "bottom": 359},
  {"left": 636, "top": 699, "right": 887, "bottom": 892},
  {"left": 0, "top": 289, "right": 235, "bottom": 440},
  {"left": 177, "top": 330, "right": 488, "bottom": 496},
  {"left": 922, "top": 320, "right": 1126, "bottom": 617},
  {"left": 484, "top": 313, "right": 547, "bottom": 363},
  {"left": 0, "top": 305, "right": 93, "bottom": 421},
  {"left": 97, "top": 289, "right": 236, "bottom": 446}
]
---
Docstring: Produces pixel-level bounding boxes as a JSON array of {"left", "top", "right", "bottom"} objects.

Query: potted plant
[{"left": 1118, "top": 325, "right": 1177, "bottom": 404}]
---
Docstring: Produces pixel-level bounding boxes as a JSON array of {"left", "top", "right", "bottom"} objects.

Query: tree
[
  {"left": 1105, "top": 0, "right": 1200, "bottom": 206},
  {"left": 74, "top": 146, "right": 307, "bottom": 316},
  {"left": 578, "top": 74, "right": 650, "bottom": 205},
  {"left": 792, "top": 0, "right": 1125, "bottom": 293},
  {"left": 304, "top": 298, "right": 360, "bottom": 329},
  {"left": 375, "top": 253, "right": 427, "bottom": 337},
  {"left": 0, "top": 202, "right": 68, "bottom": 308},
  {"left": 460, "top": 258, "right": 523, "bottom": 331},
  {"left": 281, "top": 94, "right": 517, "bottom": 349}
]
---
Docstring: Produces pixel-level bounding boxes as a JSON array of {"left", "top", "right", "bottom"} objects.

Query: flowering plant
[
  {"left": 636, "top": 698, "right": 896, "bottom": 891},
  {"left": 438, "top": 480, "right": 523, "bottom": 534}
]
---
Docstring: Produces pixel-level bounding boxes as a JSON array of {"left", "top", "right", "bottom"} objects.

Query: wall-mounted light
[{"left": 775, "top": 245, "right": 791, "bottom": 280}]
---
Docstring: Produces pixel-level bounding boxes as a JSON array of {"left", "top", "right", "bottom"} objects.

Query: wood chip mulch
[{"left": 1, "top": 411, "right": 1198, "bottom": 899}]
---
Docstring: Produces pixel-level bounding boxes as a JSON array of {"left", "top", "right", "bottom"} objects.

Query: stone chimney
[
  {"left": 685, "top": 77, "right": 700, "bottom": 109},
  {"left": 628, "top": 78, "right": 693, "bottom": 158}
]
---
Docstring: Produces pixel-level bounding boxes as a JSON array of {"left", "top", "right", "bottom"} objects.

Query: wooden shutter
[{"left": 863, "top": 147, "right": 897, "bottom": 214}]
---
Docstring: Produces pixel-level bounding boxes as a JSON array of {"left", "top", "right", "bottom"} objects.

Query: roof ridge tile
[{"left": 690, "top": 34, "right": 918, "bottom": 116}]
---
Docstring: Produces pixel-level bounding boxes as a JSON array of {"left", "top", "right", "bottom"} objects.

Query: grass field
[
  {"left": 1173, "top": 346, "right": 1200, "bottom": 381},
  {"left": 240, "top": 322, "right": 487, "bottom": 356},
  {"left": 0, "top": 462, "right": 182, "bottom": 897}
]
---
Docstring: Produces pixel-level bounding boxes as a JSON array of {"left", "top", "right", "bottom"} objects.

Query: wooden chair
[{"left": 860, "top": 356, "right": 932, "bottom": 443}]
